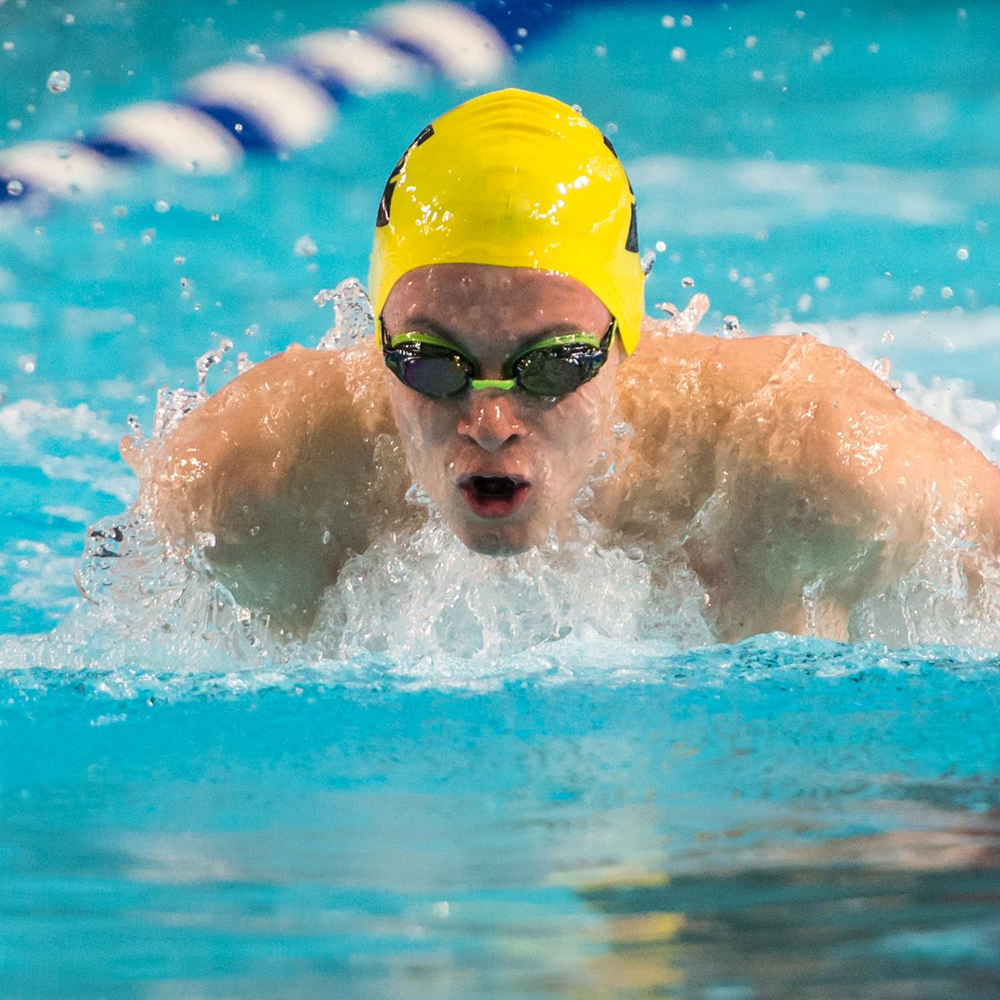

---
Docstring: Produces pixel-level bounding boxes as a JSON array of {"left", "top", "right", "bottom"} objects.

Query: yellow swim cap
[{"left": 368, "top": 88, "right": 645, "bottom": 354}]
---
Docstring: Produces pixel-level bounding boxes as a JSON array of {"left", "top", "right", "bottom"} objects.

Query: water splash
[{"left": 316, "top": 278, "right": 375, "bottom": 350}]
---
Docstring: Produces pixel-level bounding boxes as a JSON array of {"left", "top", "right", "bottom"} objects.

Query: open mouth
[{"left": 458, "top": 475, "right": 531, "bottom": 518}]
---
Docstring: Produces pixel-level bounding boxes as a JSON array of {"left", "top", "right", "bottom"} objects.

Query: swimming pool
[{"left": 2, "top": 0, "right": 1000, "bottom": 996}]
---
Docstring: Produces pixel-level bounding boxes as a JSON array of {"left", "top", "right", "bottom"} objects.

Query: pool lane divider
[{"left": 0, "top": 0, "right": 525, "bottom": 211}]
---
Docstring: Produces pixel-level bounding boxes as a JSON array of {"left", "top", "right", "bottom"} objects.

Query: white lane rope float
[{"left": 0, "top": 1, "right": 515, "bottom": 211}]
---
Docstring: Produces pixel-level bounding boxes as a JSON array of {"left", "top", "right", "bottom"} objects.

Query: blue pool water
[{"left": 2, "top": 1, "right": 1000, "bottom": 996}]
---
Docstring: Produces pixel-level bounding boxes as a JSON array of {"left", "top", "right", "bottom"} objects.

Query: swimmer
[{"left": 126, "top": 89, "right": 1000, "bottom": 641}]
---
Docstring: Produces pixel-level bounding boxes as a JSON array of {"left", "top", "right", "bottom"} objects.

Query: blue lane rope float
[{"left": 0, "top": 0, "right": 533, "bottom": 210}]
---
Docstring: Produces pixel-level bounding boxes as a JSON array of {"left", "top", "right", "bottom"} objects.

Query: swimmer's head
[
  {"left": 370, "top": 90, "right": 641, "bottom": 554},
  {"left": 368, "top": 88, "right": 645, "bottom": 355}
]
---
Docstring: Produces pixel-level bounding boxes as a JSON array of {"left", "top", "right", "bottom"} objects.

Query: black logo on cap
[
  {"left": 376, "top": 124, "right": 435, "bottom": 228},
  {"left": 602, "top": 132, "right": 639, "bottom": 254}
]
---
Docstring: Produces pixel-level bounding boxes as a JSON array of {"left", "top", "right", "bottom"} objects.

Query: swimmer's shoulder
[
  {"left": 129, "top": 340, "right": 405, "bottom": 631},
  {"left": 617, "top": 326, "right": 800, "bottom": 444},
  {"left": 133, "top": 340, "right": 398, "bottom": 540}
]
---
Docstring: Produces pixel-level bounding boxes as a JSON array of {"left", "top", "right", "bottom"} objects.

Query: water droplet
[
  {"left": 233, "top": 122, "right": 243, "bottom": 133},
  {"left": 7, "top": 119, "right": 21, "bottom": 131},
  {"left": 46, "top": 69, "right": 71, "bottom": 93},
  {"left": 872, "top": 356, "right": 892, "bottom": 381},
  {"left": 153, "top": 199, "right": 169, "bottom": 213},
  {"left": 813, "top": 275, "right": 830, "bottom": 290},
  {"left": 751, "top": 69, "right": 765, "bottom": 81},
  {"left": 195, "top": 531, "right": 216, "bottom": 551},
  {"left": 91, "top": 219, "right": 104, "bottom": 234},
  {"left": 655, "top": 240, "right": 666, "bottom": 252},
  {"left": 681, "top": 276, "right": 695, "bottom": 288},
  {"left": 17, "top": 354, "right": 36, "bottom": 373},
  {"left": 64, "top": 13, "right": 75, "bottom": 24},
  {"left": 661, "top": 15, "right": 675, "bottom": 27},
  {"left": 294, "top": 234, "right": 317, "bottom": 257},
  {"left": 728, "top": 268, "right": 739, "bottom": 282},
  {"left": 173, "top": 255, "right": 185, "bottom": 265},
  {"left": 867, "top": 42, "right": 879, "bottom": 53},
  {"left": 594, "top": 44, "right": 607, "bottom": 57},
  {"left": 795, "top": 10, "right": 806, "bottom": 19},
  {"left": 249, "top": 525, "right": 260, "bottom": 536},
  {"left": 195, "top": 339, "right": 233, "bottom": 396},
  {"left": 811, "top": 41, "right": 833, "bottom": 62},
  {"left": 956, "top": 246, "right": 969, "bottom": 261},
  {"left": 5, "top": 179, "right": 23, "bottom": 196},
  {"left": 237, "top": 351, "right": 253, "bottom": 374},
  {"left": 516, "top": 26, "right": 528, "bottom": 38},
  {"left": 112, "top": 204, "right": 127, "bottom": 218},
  {"left": 670, "top": 46, "right": 686, "bottom": 61},
  {"left": 975, "top": 220, "right": 988, "bottom": 234},
  {"left": 140, "top": 228, "right": 155, "bottom": 244},
  {"left": 940, "top": 286, "right": 954, "bottom": 300},
  {"left": 680, "top": 14, "right": 693, "bottom": 26},
  {"left": 245, "top": 323, "right": 259, "bottom": 336},
  {"left": 640, "top": 249, "right": 656, "bottom": 276},
  {"left": 322, "top": 529, "right": 332, "bottom": 545},
  {"left": 745, "top": 35, "right": 758, "bottom": 48},
  {"left": 654, "top": 301, "right": 676, "bottom": 317},
  {"left": 909, "top": 284, "right": 924, "bottom": 300},
  {"left": 721, "top": 315, "right": 745, "bottom": 338},
  {"left": 210, "top": 213, "right": 220, "bottom": 222},
  {"left": 796, "top": 293, "right": 812, "bottom": 312},
  {"left": 405, "top": 483, "right": 433, "bottom": 507},
  {"left": 882, "top": 329, "right": 895, "bottom": 344},
  {"left": 2, "top": 41, "right": 14, "bottom": 52}
]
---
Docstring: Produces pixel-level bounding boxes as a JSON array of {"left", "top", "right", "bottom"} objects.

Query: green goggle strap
[{"left": 385, "top": 322, "right": 614, "bottom": 393}]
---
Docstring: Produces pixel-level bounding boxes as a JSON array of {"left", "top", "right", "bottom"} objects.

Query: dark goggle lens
[
  {"left": 515, "top": 349, "right": 606, "bottom": 397},
  {"left": 396, "top": 354, "right": 469, "bottom": 398}
]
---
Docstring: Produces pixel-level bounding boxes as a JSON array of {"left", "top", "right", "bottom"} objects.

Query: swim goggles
[{"left": 381, "top": 318, "right": 617, "bottom": 399}]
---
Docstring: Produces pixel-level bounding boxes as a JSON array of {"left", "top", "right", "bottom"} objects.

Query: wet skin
[{"left": 128, "top": 263, "right": 1000, "bottom": 641}]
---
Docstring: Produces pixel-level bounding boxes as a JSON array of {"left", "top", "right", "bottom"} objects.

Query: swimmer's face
[{"left": 383, "top": 263, "right": 623, "bottom": 555}]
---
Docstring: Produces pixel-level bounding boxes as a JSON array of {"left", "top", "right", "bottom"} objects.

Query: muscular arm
[
  {"left": 622, "top": 330, "right": 1000, "bottom": 641},
  {"left": 125, "top": 342, "right": 404, "bottom": 631}
]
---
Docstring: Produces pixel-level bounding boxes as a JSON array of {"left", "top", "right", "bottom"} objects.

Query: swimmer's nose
[{"left": 457, "top": 394, "right": 524, "bottom": 452}]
